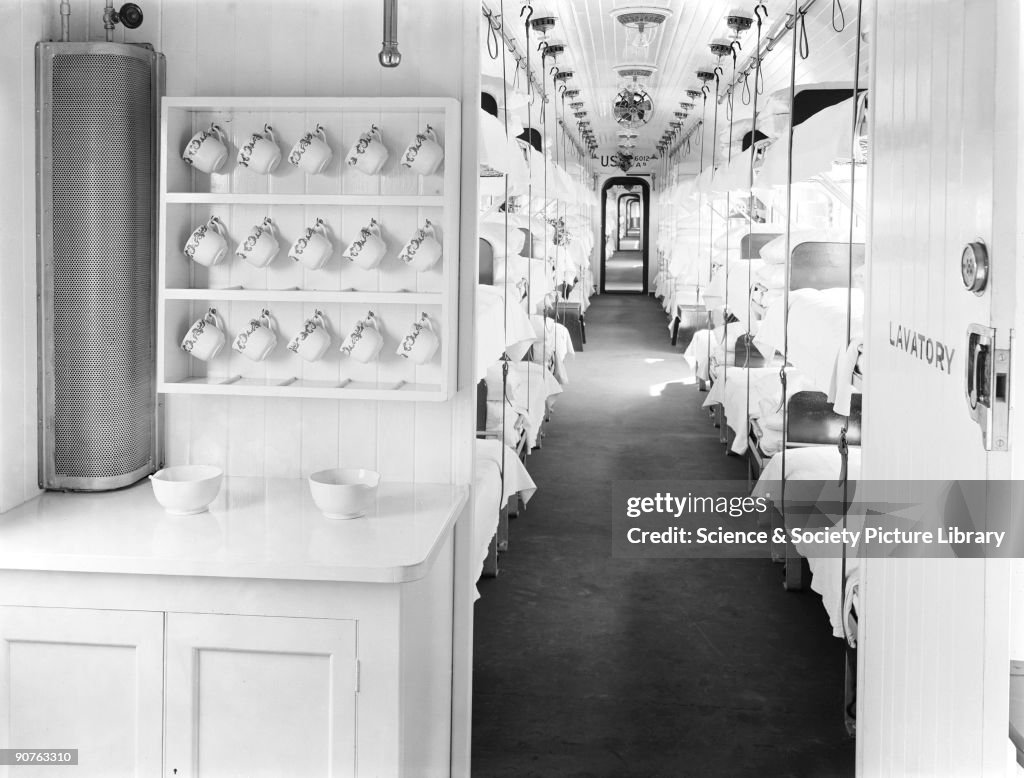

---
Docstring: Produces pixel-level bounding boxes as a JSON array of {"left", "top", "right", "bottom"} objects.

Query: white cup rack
[{"left": 157, "top": 97, "right": 460, "bottom": 401}]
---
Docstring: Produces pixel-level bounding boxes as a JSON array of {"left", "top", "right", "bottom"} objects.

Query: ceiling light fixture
[
  {"left": 614, "top": 63, "right": 657, "bottom": 91},
  {"left": 530, "top": 15, "right": 556, "bottom": 41},
  {"left": 726, "top": 10, "right": 754, "bottom": 36},
  {"left": 610, "top": 6, "right": 673, "bottom": 52}
]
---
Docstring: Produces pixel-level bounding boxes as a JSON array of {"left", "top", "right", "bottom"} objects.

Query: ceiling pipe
[
  {"left": 60, "top": 1, "right": 71, "bottom": 41},
  {"left": 379, "top": 0, "right": 401, "bottom": 67}
]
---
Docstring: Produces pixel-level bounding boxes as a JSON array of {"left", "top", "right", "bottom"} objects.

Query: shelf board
[
  {"left": 162, "top": 288, "right": 444, "bottom": 304},
  {"left": 163, "top": 96, "right": 458, "bottom": 112},
  {"left": 159, "top": 377, "right": 446, "bottom": 402},
  {"left": 165, "top": 193, "right": 444, "bottom": 207}
]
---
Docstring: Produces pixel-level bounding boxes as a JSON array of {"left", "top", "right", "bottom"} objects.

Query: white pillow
[
  {"left": 479, "top": 220, "right": 526, "bottom": 258},
  {"left": 494, "top": 256, "right": 554, "bottom": 303},
  {"left": 753, "top": 263, "right": 787, "bottom": 290},
  {"left": 758, "top": 230, "right": 857, "bottom": 264},
  {"left": 485, "top": 400, "right": 521, "bottom": 448},
  {"left": 485, "top": 362, "right": 524, "bottom": 408}
]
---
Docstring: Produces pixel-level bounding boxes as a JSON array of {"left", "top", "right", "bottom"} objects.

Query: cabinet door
[
  {"left": 0, "top": 606, "right": 164, "bottom": 778},
  {"left": 165, "top": 613, "right": 357, "bottom": 778}
]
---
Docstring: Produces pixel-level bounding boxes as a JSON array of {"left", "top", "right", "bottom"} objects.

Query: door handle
[{"left": 965, "top": 323, "right": 1010, "bottom": 451}]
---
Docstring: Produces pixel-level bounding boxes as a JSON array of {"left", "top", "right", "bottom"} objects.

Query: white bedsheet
[
  {"left": 472, "top": 441, "right": 539, "bottom": 600},
  {"left": 755, "top": 288, "right": 864, "bottom": 391},
  {"left": 703, "top": 259, "right": 765, "bottom": 324},
  {"left": 703, "top": 367, "right": 806, "bottom": 455},
  {"left": 530, "top": 315, "right": 574, "bottom": 385},
  {"left": 483, "top": 360, "right": 562, "bottom": 450},
  {"left": 472, "top": 456, "right": 502, "bottom": 601},
  {"left": 475, "top": 285, "right": 537, "bottom": 380},
  {"left": 682, "top": 329, "right": 720, "bottom": 383},
  {"left": 475, "top": 439, "right": 537, "bottom": 507},
  {"left": 752, "top": 446, "right": 862, "bottom": 638}
]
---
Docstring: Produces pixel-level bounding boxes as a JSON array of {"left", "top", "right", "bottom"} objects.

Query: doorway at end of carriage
[{"left": 600, "top": 176, "right": 650, "bottom": 295}]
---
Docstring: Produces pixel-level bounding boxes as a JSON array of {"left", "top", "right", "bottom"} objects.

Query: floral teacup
[
  {"left": 182, "top": 123, "right": 228, "bottom": 173},
  {"left": 401, "top": 125, "right": 443, "bottom": 175},
  {"left": 232, "top": 308, "right": 278, "bottom": 362},
  {"left": 289, "top": 218, "right": 333, "bottom": 271},
  {"left": 396, "top": 313, "right": 439, "bottom": 365},
  {"left": 289, "top": 123, "right": 333, "bottom": 174},
  {"left": 340, "top": 311, "right": 384, "bottom": 363},
  {"left": 288, "top": 310, "right": 332, "bottom": 363},
  {"left": 180, "top": 308, "right": 226, "bottom": 362},
  {"left": 237, "top": 124, "right": 281, "bottom": 174},
  {"left": 398, "top": 219, "right": 442, "bottom": 272},
  {"left": 343, "top": 219, "right": 387, "bottom": 270},
  {"left": 346, "top": 125, "right": 388, "bottom": 175},
  {"left": 236, "top": 217, "right": 280, "bottom": 268}
]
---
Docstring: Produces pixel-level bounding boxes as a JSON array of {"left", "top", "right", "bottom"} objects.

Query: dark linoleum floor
[{"left": 472, "top": 294, "right": 854, "bottom": 778}]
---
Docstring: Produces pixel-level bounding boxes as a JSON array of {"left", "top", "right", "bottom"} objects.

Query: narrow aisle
[
  {"left": 604, "top": 250, "right": 644, "bottom": 291},
  {"left": 472, "top": 295, "right": 853, "bottom": 778}
]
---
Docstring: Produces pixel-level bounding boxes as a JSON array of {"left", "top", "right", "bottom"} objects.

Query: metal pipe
[
  {"left": 104, "top": 0, "right": 116, "bottom": 42},
  {"left": 60, "top": 1, "right": 71, "bottom": 42},
  {"left": 379, "top": 0, "right": 401, "bottom": 67}
]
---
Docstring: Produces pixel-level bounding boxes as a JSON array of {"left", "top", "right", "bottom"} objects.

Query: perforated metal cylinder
[{"left": 37, "top": 42, "right": 165, "bottom": 491}]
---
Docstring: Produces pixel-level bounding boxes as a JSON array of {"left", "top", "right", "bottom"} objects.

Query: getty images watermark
[{"left": 611, "top": 480, "right": 1024, "bottom": 559}]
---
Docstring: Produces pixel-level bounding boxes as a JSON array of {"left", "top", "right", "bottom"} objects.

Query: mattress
[
  {"left": 754, "top": 288, "right": 864, "bottom": 391},
  {"left": 751, "top": 446, "right": 863, "bottom": 638}
]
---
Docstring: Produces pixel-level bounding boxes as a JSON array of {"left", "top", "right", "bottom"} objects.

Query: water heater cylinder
[{"left": 37, "top": 41, "right": 165, "bottom": 491}]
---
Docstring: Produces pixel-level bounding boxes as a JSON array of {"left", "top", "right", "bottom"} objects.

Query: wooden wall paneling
[
  {"left": 299, "top": 398, "right": 340, "bottom": 478},
  {"left": 194, "top": 1, "right": 235, "bottom": 96},
  {"left": 227, "top": 397, "right": 267, "bottom": 477},
  {"left": 163, "top": 394, "right": 192, "bottom": 465},
  {"left": 161, "top": 0, "right": 198, "bottom": 97},
  {"left": 304, "top": 1, "right": 344, "bottom": 97},
  {"left": 263, "top": 396, "right": 302, "bottom": 479},
  {"left": 0, "top": 4, "right": 26, "bottom": 511},
  {"left": 336, "top": 400, "right": 378, "bottom": 472},
  {"left": 340, "top": 0, "right": 381, "bottom": 98}
]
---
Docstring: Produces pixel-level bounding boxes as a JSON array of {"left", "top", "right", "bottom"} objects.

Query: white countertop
[{"left": 0, "top": 478, "right": 468, "bottom": 584}]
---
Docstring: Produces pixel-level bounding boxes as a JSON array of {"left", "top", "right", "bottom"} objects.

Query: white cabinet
[
  {"left": 164, "top": 613, "right": 357, "bottom": 778},
  {"left": 0, "top": 606, "right": 164, "bottom": 778},
  {"left": 0, "top": 479, "right": 467, "bottom": 777}
]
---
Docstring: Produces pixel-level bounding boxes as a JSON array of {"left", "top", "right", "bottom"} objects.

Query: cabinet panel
[
  {"left": 0, "top": 606, "right": 163, "bottom": 778},
  {"left": 165, "top": 613, "right": 356, "bottom": 778}
]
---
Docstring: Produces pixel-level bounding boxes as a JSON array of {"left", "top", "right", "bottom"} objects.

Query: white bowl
[
  {"left": 149, "top": 465, "right": 223, "bottom": 515},
  {"left": 308, "top": 468, "right": 381, "bottom": 519}
]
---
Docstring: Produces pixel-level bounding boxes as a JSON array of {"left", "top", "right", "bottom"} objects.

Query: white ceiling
[
  {"left": 544, "top": 0, "right": 737, "bottom": 156},
  {"left": 513, "top": 0, "right": 868, "bottom": 164}
]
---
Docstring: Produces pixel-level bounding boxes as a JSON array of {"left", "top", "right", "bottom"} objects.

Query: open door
[
  {"left": 859, "top": 0, "right": 1020, "bottom": 773},
  {"left": 600, "top": 176, "right": 649, "bottom": 294}
]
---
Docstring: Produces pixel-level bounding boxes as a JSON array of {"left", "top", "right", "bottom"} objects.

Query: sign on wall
[{"left": 597, "top": 152, "right": 657, "bottom": 173}]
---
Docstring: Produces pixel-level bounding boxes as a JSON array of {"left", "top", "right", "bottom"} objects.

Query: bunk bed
[{"left": 700, "top": 240, "right": 865, "bottom": 461}]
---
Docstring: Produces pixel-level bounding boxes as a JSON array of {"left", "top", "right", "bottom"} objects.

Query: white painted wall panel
[{"left": 0, "top": 0, "right": 476, "bottom": 496}]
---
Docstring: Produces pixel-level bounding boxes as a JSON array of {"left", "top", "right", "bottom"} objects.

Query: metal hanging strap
[{"left": 779, "top": 0, "right": 801, "bottom": 536}]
